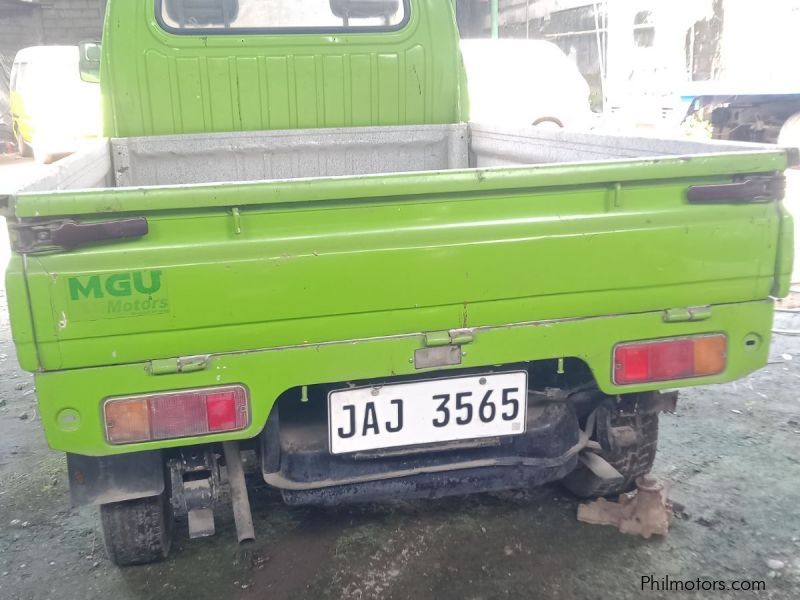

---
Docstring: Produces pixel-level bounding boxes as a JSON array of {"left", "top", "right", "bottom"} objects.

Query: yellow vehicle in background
[{"left": 9, "top": 46, "right": 101, "bottom": 163}]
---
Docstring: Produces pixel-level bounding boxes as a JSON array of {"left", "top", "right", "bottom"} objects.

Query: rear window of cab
[{"left": 156, "top": 0, "right": 410, "bottom": 34}]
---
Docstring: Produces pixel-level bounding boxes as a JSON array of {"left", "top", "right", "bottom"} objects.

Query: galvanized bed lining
[
  {"left": 111, "top": 124, "right": 471, "bottom": 187},
  {"left": 6, "top": 140, "right": 113, "bottom": 195},
  {"left": 111, "top": 122, "right": 769, "bottom": 188},
  {"left": 468, "top": 123, "right": 762, "bottom": 168}
]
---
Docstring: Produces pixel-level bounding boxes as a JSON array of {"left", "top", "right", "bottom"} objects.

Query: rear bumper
[
  {"left": 34, "top": 300, "right": 774, "bottom": 457},
  {"left": 281, "top": 464, "right": 577, "bottom": 507},
  {"left": 266, "top": 403, "right": 581, "bottom": 506}
]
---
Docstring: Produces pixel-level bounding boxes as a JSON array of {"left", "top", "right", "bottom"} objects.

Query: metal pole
[
  {"left": 491, "top": 0, "right": 499, "bottom": 39},
  {"left": 526, "top": 0, "right": 530, "bottom": 39},
  {"left": 593, "top": 0, "right": 607, "bottom": 111}
]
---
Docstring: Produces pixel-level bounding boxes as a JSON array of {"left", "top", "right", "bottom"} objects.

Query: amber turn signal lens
[
  {"left": 614, "top": 334, "right": 727, "bottom": 385},
  {"left": 104, "top": 397, "right": 151, "bottom": 444},
  {"left": 693, "top": 335, "right": 727, "bottom": 377}
]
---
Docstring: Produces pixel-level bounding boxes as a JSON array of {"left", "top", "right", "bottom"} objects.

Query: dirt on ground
[{"left": 1, "top": 188, "right": 800, "bottom": 600}]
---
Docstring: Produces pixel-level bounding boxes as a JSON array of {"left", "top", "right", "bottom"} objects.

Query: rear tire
[
  {"left": 100, "top": 493, "right": 173, "bottom": 567},
  {"left": 562, "top": 394, "right": 659, "bottom": 498},
  {"left": 778, "top": 112, "right": 800, "bottom": 150}
]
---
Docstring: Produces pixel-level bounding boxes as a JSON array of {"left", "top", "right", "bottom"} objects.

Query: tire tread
[
  {"left": 562, "top": 394, "right": 659, "bottom": 498},
  {"left": 100, "top": 495, "right": 172, "bottom": 567}
]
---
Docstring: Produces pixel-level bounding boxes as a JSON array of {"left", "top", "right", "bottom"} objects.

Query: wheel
[
  {"left": 14, "top": 126, "right": 32, "bottom": 158},
  {"left": 562, "top": 394, "right": 659, "bottom": 498},
  {"left": 100, "top": 493, "right": 173, "bottom": 566},
  {"left": 778, "top": 112, "right": 800, "bottom": 150},
  {"left": 532, "top": 117, "right": 564, "bottom": 129}
]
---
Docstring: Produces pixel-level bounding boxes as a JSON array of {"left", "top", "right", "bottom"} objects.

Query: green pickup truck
[{"left": 1, "top": 0, "right": 796, "bottom": 566}]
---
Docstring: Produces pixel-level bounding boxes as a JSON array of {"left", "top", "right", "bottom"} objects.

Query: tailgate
[{"left": 6, "top": 151, "right": 793, "bottom": 371}]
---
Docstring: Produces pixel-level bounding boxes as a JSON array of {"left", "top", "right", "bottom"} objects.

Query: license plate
[{"left": 328, "top": 372, "right": 528, "bottom": 455}]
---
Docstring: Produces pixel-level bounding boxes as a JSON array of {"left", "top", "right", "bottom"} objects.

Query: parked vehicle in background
[
  {"left": 460, "top": 39, "right": 594, "bottom": 129},
  {"left": 0, "top": 114, "right": 13, "bottom": 154},
  {"left": 1, "top": 0, "right": 795, "bottom": 568},
  {"left": 682, "top": 81, "right": 800, "bottom": 147},
  {"left": 1, "top": 69, "right": 15, "bottom": 154},
  {"left": 10, "top": 46, "right": 101, "bottom": 163},
  {"left": 679, "top": 1, "right": 800, "bottom": 147}
]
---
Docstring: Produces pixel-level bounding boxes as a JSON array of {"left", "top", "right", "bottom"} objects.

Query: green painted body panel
[
  {"left": 2, "top": 0, "right": 795, "bottom": 458},
  {"left": 6, "top": 152, "right": 796, "bottom": 457},
  {"left": 4, "top": 256, "right": 39, "bottom": 372},
  {"left": 773, "top": 202, "right": 796, "bottom": 297},
  {"left": 8, "top": 155, "right": 788, "bottom": 371},
  {"left": 37, "top": 300, "right": 774, "bottom": 456},
  {"left": 100, "top": 0, "right": 466, "bottom": 138}
]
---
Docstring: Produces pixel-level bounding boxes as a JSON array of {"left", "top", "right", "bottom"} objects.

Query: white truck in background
[
  {"left": 681, "top": 1, "right": 800, "bottom": 147},
  {"left": 460, "top": 39, "right": 595, "bottom": 131},
  {"left": 682, "top": 82, "right": 800, "bottom": 147}
]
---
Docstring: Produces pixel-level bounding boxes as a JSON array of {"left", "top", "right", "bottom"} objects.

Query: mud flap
[{"left": 67, "top": 451, "right": 165, "bottom": 507}]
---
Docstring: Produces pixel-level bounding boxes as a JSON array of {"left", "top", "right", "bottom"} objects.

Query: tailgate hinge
[
  {"left": 416, "top": 328, "right": 475, "bottom": 370},
  {"left": 424, "top": 328, "right": 475, "bottom": 347},
  {"left": 147, "top": 355, "right": 211, "bottom": 376},
  {"left": 687, "top": 174, "right": 785, "bottom": 204},
  {"left": 663, "top": 306, "right": 712, "bottom": 323},
  {"left": 9, "top": 217, "right": 148, "bottom": 254}
]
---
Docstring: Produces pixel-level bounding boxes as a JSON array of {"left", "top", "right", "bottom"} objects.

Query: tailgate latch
[
  {"left": 147, "top": 355, "right": 211, "bottom": 376},
  {"left": 9, "top": 217, "right": 149, "bottom": 254},
  {"left": 687, "top": 174, "right": 785, "bottom": 204}
]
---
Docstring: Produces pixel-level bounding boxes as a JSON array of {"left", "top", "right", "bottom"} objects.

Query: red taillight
[
  {"left": 104, "top": 385, "right": 249, "bottom": 445},
  {"left": 206, "top": 392, "right": 241, "bottom": 431},
  {"left": 614, "top": 335, "right": 727, "bottom": 385}
]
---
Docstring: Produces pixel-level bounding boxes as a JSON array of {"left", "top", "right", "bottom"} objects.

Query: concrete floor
[{"left": 0, "top": 159, "right": 799, "bottom": 600}]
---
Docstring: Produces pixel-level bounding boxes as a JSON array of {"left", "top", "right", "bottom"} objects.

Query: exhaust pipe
[{"left": 222, "top": 441, "right": 256, "bottom": 544}]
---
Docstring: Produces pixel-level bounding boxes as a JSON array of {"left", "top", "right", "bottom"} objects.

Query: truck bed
[
  {"left": 3, "top": 122, "right": 794, "bottom": 456},
  {"left": 4, "top": 124, "right": 792, "bottom": 375},
  {"left": 7, "top": 122, "right": 783, "bottom": 192}
]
